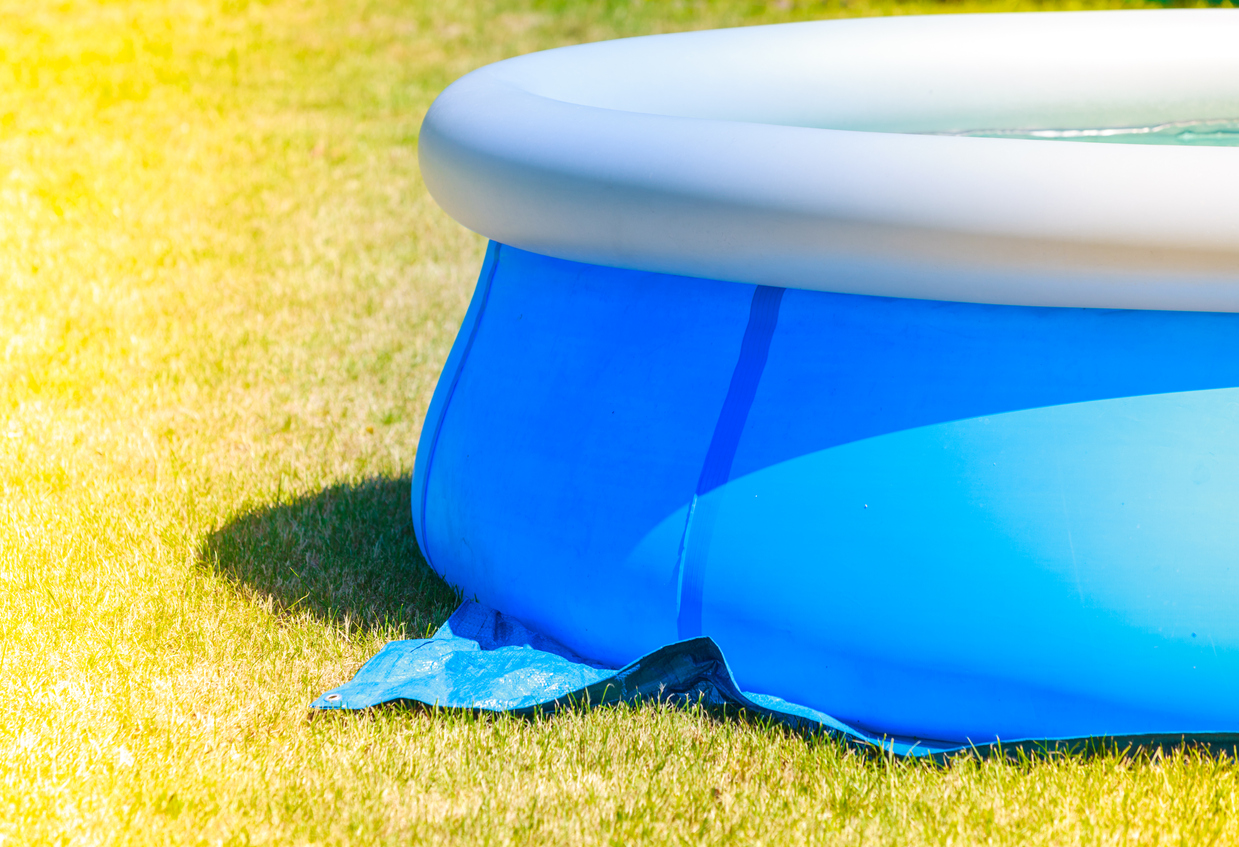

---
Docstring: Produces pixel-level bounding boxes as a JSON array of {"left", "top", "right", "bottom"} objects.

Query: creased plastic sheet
[
  {"left": 312, "top": 603, "right": 1239, "bottom": 759},
  {"left": 311, "top": 602, "right": 1014, "bottom": 758}
]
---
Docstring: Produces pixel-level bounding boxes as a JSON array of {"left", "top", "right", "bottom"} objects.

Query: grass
[{"left": 4, "top": 0, "right": 1239, "bottom": 843}]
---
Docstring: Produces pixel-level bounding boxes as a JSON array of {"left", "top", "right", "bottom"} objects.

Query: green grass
[{"left": 5, "top": 0, "right": 1239, "bottom": 843}]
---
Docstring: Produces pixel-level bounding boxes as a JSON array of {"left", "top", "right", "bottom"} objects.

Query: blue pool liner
[{"left": 309, "top": 602, "right": 1239, "bottom": 760}]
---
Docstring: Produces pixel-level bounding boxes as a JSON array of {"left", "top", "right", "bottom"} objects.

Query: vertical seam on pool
[
  {"left": 415, "top": 241, "right": 501, "bottom": 574},
  {"left": 676, "top": 285, "right": 785, "bottom": 639},
  {"left": 673, "top": 494, "right": 698, "bottom": 625}
]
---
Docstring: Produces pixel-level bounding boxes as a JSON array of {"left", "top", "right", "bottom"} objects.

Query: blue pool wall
[{"left": 412, "top": 241, "right": 1239, "bottom": 744}]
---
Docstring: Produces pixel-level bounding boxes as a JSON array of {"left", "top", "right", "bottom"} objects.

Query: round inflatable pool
[{"left": 413, "top": 10, "right": 1239, "bottom": 745}]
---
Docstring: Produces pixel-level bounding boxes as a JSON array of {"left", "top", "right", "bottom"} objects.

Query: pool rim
[{"left": 419, "top": 9, "right": 1239, "bottom": 312}]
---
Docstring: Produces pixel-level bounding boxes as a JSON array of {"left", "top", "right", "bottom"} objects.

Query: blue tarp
[
  {"left": 310, "top": 602, "right": 1239, "bottom": 759},
  {"left": 311, "top": 601, "right": 965, "bottom": 757}
]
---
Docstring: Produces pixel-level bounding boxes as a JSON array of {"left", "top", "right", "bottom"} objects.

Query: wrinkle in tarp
[{"left": 311, "top": 602, "right": 1239, "bottom": 759}]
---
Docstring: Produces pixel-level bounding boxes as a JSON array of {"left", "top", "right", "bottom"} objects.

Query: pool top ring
[{"left": 420, "top": 9, "right": 1239, "bottom": 311}]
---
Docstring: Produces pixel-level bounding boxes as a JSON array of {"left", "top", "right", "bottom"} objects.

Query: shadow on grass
[{"left": 199, "top": 476, "right": 460, "bottom": 639}]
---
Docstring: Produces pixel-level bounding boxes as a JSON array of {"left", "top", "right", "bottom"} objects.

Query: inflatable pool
[{"left": 408, "top": 10, "right": 1239, "bottom": 746}]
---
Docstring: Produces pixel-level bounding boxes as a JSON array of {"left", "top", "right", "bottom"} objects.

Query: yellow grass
[{"left": 4, "top": 0, "right": 1239, "bottom": 843}]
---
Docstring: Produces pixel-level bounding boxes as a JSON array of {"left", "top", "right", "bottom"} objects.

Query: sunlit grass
[{"left": 4, "top": 0, "right": 1239, "bottom": 843}]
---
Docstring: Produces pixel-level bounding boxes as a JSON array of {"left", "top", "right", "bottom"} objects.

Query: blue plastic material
[
  {"left": 313, "top": 602, "right": 1239, "bottom": 759},
  {"left": 311, "top": 602, "right": 991, "bottom": 757},
  {"left": 325, "top": 241, "right": 1239, "bottom": 749}
]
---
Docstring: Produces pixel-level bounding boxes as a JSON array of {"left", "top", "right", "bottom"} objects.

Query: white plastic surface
[{"left": 419, "top": 11, "right": 1239, "bottom": 310}]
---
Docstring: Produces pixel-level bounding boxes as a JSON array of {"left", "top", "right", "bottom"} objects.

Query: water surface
[{"left": 946, "top": 119, "right": 1239, "bottom": 146}]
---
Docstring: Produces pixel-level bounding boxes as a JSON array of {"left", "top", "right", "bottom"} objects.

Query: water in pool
[{"left": 946, "top": 118, "right": 1239, "bottom": 145}]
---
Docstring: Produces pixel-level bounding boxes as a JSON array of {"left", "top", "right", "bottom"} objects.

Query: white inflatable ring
[{"left": 419, "top": 9, "right": 1239, "bottom": 310}]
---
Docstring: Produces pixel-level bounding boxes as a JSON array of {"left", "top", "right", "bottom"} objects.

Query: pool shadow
[{"left": 200, "top": 476, "right": 460, "bottom": 639}]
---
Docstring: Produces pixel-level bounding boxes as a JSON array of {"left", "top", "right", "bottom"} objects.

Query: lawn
[{"left": 4, "top": 0, "right": 1239, "bottom": 843}]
